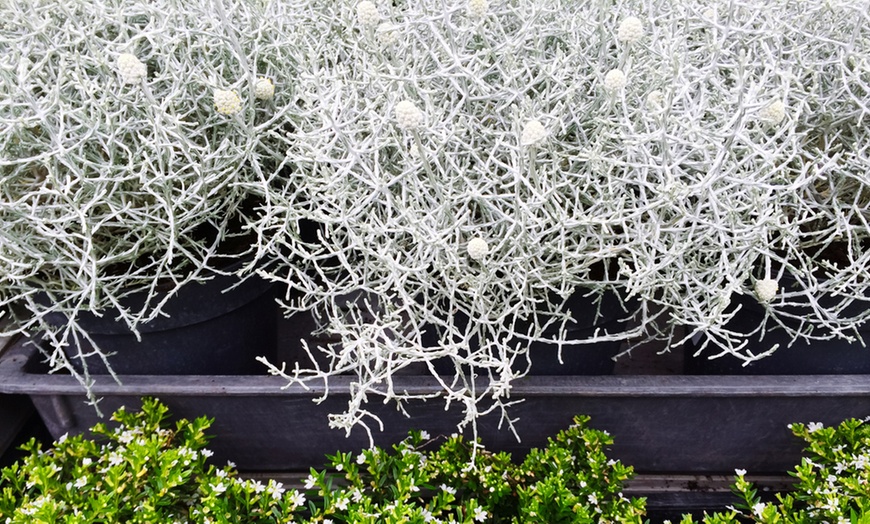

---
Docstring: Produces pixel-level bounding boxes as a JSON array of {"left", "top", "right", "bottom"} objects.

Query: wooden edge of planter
[{"left": 2, "top": 336, "right": 870, "bottom": 398}]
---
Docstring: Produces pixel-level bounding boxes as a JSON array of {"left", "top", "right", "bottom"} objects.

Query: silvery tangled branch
[
  {"left": 257, "top": 0, "right": 870, "bottom": 434},
  {"left": 0, "top": 0, "right": 297, "bottom": 388}
]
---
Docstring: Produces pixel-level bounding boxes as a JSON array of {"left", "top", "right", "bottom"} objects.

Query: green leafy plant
[
  {"left": 0, "top": 400, "right": 646, "bottom": 523},
  {"left": 682, "top": 418, "right": 870, "bottom": 524}
]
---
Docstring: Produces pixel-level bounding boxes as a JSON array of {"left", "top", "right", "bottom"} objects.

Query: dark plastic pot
[
  {"left": 517, "top": 290, "right": 631, "bottom": 375},
  {"left": 46, "top": 269, "right": 277, "bottom": 376},
  {"left": 685, "top": 275, "right": 870, "bottom": 374},
  {"left": 425, "top": 289, "right": 630, "bottom": 376}
]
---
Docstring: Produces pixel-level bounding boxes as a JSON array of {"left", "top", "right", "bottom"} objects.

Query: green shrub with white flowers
[
  {"left": 0, "top": 399, "right": 646, "bottom": 523},
  {"left": 681, "top": 417, "right": 870, "bottom": 524}
]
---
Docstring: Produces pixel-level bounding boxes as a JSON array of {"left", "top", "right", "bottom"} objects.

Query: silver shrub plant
[
  {"left": 0, "top": 0, "right": 299, "bottom": 386},
  {"left": 257, "top": 0, "right": 870, "bottom": 435},
  {"left": 608, "top": 0, "right": 870, "bottom": 361},
  {"left": 258, "top": 0, "right": 658, "bottom": 437}
]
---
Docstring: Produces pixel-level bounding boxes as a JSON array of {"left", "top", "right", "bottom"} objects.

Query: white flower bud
[
  {"left": 394, "top": 100, "right": 423, "bottom": 130},
  {"left": 356, "top": 1, "right": 380, "bottom": 27},
  {"left": 117, "top": 53, "right": 147, "bottom": 84},
  {"left": 376, "top": 23, "right": 399, "bottom": 46},
  {"left": 214, "top": 89, "right": 242, "bottom": 115},
  {"left": 520, "top": 120, "right": 546, "bottom": 146},
  {"left": 467, "top": 237, "right": 489, "bottom": 261},
  {"left": 467, "top": 0, "right": 488, "bottom": 19},
  {"left": 702, "top": 7, "right": 716, "bottom": 20},
  {"left": 617, "top": 16, "right": 644, "bottom": 43},
  {"left": 254, "top": 77, "right": 275, "bottom": 100},
  {"left": 646, "top": 89, "right": 665, "bottom": 110},
  {"left": 754, "top": 279, "right": 778, "bottom": 303},
  {"left": 759, "top": 99, "right": 786, "bottom": 125},
  {"left": 603, "top": 69, "right": 628, "bottom": 91}
]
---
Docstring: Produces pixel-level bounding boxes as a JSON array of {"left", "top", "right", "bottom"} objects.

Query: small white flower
[
  {"left": 212, "top": 482, "right": 227, "bottom": 493},
  {"left": 376, "top": 23, "right": 399, "bottom": 46},
  {"left": 735, "top": 468, "right": 747, "bottom": 476},
  {"left": 356, "top": 1, "right": 380, "bottom": 26},
  {"left": 467, "top": 0, "right": 488, "bottom": 18},
  {"left": 288, "top": 490, "right": 306, "bottom": 507},
  {"left": 356, "top": 453, "right": 366, "bottom": 464},
  {"left": 214, "top": 89, "right": 242, "bottom": 115},
  {"left": 420, "top": 430, "right": 430, "bottom": 440},
  {"left": 805, "top": 420, "right": 824, "bottom": 434},
  {"left": 254, "top": 77, "right": 275, "bottom": 100},
  {"left": 603, "top": 68, "right": 628, "bottom": 91},
  {"left": 753, "top": 502, "right": 767, "bottom": 517},
  {"left": 117, "top": 53, "right": 147, "bottom": 84},
  {"left": 617, "top": 16, "right": 644, "bottom": 43},
  {"left": 759, "top": 99, "right": 786, "bottom": 125},
  {"left": 473, "top": 506, "right": 487, "bottom": 522},
  {"left": 201, "top": 449, "right": 214, "bottom": 458},
  {"left": 754, "top": 278, "right": 778, "bottom": 303},
  {"left": 521, "top": 119, "right": 547, "bottom": 146},
  {"left": 395, "top": 100, "right": 423, "bottom": 130},
  {"left": 441, "top": 483, "right": 457, "bottom": 495},
  {"left": 74, "top": 477, "right": 88, "bottom": 488},
  {"left": 305, "top": 474, "right": 317, "bottom": 489},
  {"left": 467, "top": 237, "right": 489, "bottom": 261}
]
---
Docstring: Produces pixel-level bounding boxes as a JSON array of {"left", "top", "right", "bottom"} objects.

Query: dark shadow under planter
[{"left": 45, "top": 271, "right": 278, "bottom": 376}]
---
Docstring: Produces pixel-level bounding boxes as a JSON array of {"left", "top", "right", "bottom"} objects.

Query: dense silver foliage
[
  {"left": 255, "top": 0, "right": 870, "bottom": 435},
  {"left": 0, "top": 0, "right": 298, "bottom": 390}
]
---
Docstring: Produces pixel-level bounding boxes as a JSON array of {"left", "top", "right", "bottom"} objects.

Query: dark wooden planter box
[{"left": 2, "top": 336, "right": 870, "bottom": 475}]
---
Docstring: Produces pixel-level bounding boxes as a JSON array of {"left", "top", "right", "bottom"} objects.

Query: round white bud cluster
[
  {"left": 646, "top": 89, "right": 665, "bottom": 110},
  {"left": 604, "top": 69, "right": 628, "bottom": 91},
  {"left": 617, "top": 16, "right": 644, "bottom": 43},
  {"left": 376, "top": 23, "right": 399, "bottom": 46},
  {"left": 254, "top": 77, "right": 275, "bottom": 100},
  {"left": 356, "top": 1, "right": 380, "bottom": 27},
  {"left": 214, "top": 89, "right": 242, "bottom": 115},
  {"left": 467, "top": 0, "right": 489, "bottom": 19},
  {"left": 117, "top": 53, "right": 147, "bottom": 84},
  {"left": 520, "top": 120, "right": 547, "bottom": 146},
  {"left": 754, "top": 279, "right": 778, "bottom": 303},
  {"left": 394, "top": 100, "right": 423, "bottom": 130},
  {"left": 467, "top": 237, "right": 489, "bottom": 261},
  {"left": 759, "top": 99, "right": 786, "bottom": 125}
]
